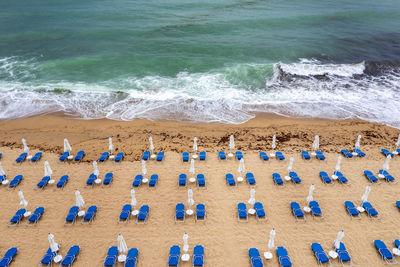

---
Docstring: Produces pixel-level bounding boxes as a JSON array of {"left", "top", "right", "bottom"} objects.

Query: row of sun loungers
[{"left": 7, "top": 207, "right": 45, "bottom": 226}]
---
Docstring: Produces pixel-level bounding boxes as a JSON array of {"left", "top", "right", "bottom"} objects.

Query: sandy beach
[{"left": 0, "top": 115, "right": 400, "bottom": 266}]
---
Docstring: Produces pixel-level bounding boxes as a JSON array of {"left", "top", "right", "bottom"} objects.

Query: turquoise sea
[{"left": 1, "top": 0, "right": 400, "bottom": 126}]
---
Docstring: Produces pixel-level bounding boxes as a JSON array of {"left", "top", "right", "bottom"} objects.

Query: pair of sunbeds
[
  {"left": 40, "top": 245, "right": 80, "bottom": 266},
  {"left": 259, "top": 151, "right": 285, "bottom": 160},
  {"left": 178, "top": 174, "right": 206, "bottom": 187},
  {"left": 320, "top": 171, "right": 350, "bottom": 185},
  {"left": 311, "top": 242, "right": 352, "bottom": 267},
  {"left": 7, "top": 207, "right": 45, "bottom": 226},
  {"left": 238, "top": 202, "right": 267, "bottom": 222},
  {"left": 118, "top": 205, "right": 150, "bottom": 223},
  {"left": 225, "top": 173, "right": 256, "bottom": 186},
  {"left": 15, "top": 152, "right": 42, "bottom": 164},
  {"left": 273, "top": 172, "right": 302, "bottom": 186},
  {"left": 291, "top": 201, "right": 323, "bottom": 221},
  {"left": 142, "top": 151, "right": 165, "bottom": 161},
  {"left": 364, "top": 170, "right": 397, "bottom": 184},
  {"left": 249, "top": 247, "right": 292, "bottom": 267},
  {"left": 344, "top": 201, "right": 380, "bottom": 219},
  {"left": 36, "top": 174, "right": 70, "bottom": 189},
  {"left": 301, "top": 151, "right": 326, "bottom": 160},
  {"left": 175, "top": 203, "right": 205, "bottom": 222},
  {"left": 182, "top": 152, "right": 206, "bottom": 161},
  {"left": 341, "top": 149, "right": 366, "bottom": 158},
  {"left": 168, "top": 245, "right": 204, "bottom": 266},
  {"left": 86, "top": 172, "right": 114, "bottom": 186},
  {"left": 64, "top": 206, "right": 98, "bottom": 225},
  {"left": 132, "top": 174, "right": 159, "bottom": 187},
  {"left": 59, "top": 150, "right": 86, "bottom": 162},
  {"left": 104, "top": 247, "right": 139, "bottom": 267}
]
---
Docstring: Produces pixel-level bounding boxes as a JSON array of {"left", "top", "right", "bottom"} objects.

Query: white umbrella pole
[
  {"left": 288, "top": 156, "right": 294, "bottom": 172},
  {"left": 334, "top": 230, "right": 344, "bottom": 249},
  {"left": 335, "top": 155, "right": 342, "bottom": 171},
  {"left": 108, "top": 137, "right": 114, "bottom": 154},
  {"left": 306, "top": 184, "right": 315, "bottom": 203},
  {"left": 383, "top": 155, "right": 391, "bottom": 170},
  {"left": 355, "top": 135, "right": 361, "bottom": 149}
]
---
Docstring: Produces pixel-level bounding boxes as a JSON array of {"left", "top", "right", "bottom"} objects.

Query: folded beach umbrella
[
  {"left": 229, "top": 135, "right": 235, "bottom": 150},
  {"left": 288, "top": 156, "right": 294, "bottom": 172},
  {"left": 48, "top": 233, "right": 59, "bottom": 253},
  {"left": 248, "top": 188, "right": 256, "bottom": 205},
  {"left": 44, "top": 161, "right": 53, "bottom": 177},
  {"left": 335, "top": 155, "right": 342, "bottom": 171},
  {"left": 272, "top": 135, "right": 276, "bottom": 150},
  {"left": 312, "top": 135, "right": 319, "bottom": 151},
  {"left": 193, "top": 137, "right": 198, "bottom": 154},
  {"left": 18, "top": 190, "right": 28, "bottom": 208},
  {"left": 93, "top": 161, "right": 99, "bottom": 176},
  {"left": 187, "top": 188, "right": 194, "bottom": 208},
  {"left": 118, "top": 234, "right": 128, "bottom": 255},
  {"left": 306, "top": 184, "right": 315, "bottom": 203},
  {"left": 108, "top": 137, "right": 114, "bottom": 153},
  {"left": 383, "top": 155, "right": 391, "bottom": 170},
  {"left": 334, "top": 230, "right": 345, "bottom": 249},
  {"left": 396, "top": 133, "right": 400, "bottom": 148},
  {"left": 361, "top": 185, "right": 371, "bottom": 203},
  {"left": 268, "top": 228, "right": 276, "bottom": 251},
  {"left": 0, "top": 162, "right": 6, "bottom": 177},
  {"left": 183, "top": 232, "right": 189, "bottom": 253},
  {"left": 354, "top": 135, "right": 362, "bottom": 149},
  {"left": 237, "top": 158, "right": 245, "bottom": 182},
  {"left": 131, "top": 188, "right": 137, "bottom": 207},
  {"left": 141, "top": 160, "right": 147, "bottom": 176},
  {"left": 22, "top": 138, "right": 29, "bottom": 153},
  {"left": 64, "top": 138, "right": 72, "bottom": 153},
  {"left": 189, "top": 159, "right": 196, "bottom": 182},
  {"left": 75, "top": 190, "right": 85, "bottom": 209}
]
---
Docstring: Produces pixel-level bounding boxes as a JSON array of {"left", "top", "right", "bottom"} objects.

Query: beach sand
[{"left": 0, "top": 115, "right": 399, "bottom": 266}]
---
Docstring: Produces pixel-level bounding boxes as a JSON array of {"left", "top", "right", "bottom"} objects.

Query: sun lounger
[
  {"left": 114, "top": 152, "right": 124, "bottom": 162},
  {"left": 36, "top": 176, "right": 50, "bottom": 189},
  {"left": 197, "top": 174, "right": 206, "bottom": 188},
  {"left": 82, "top": 205, "right": 97, "bottom": 224},
  {"left": 344, "top": 201, "right": 360, "bottom": 219},
  {"left": 311, "top": 243, "right": 332, "bottom": 267},
  {"left": 394, "top": 240, "right": 400, "bottom": 249},
  {"left": 289, "top": 172, "right": 302, "bottom": 184},
  {"left": 7, "top": 208, "right": 26, "bottom": 226},
  {"left": 379, "top": 170, "right": 397, "bottom": 183},
  {"left": 15, "top": 152, "right": 27, "bottom": 164},
  {"left": 103, "top": 173, "right": 113, "bottom": 186},
  {"left": 315, "top": 151, "right": 326, "bottom": 160},
  {"left": 291, "top": 202, "right": 305, "bottom": 221},
  {"left": 301, "top": 151, "right": 311, "bottom": 160},
  {"left": 225, "top": 173, "right": 236, "bottom": 186},
  {"left": 56, "top": 175, "right": 69, "bottom": 189},
  {"left": 353, "top": 148, "right": 366, "bottom": 157},
  {"left": 273, "top": 173, "right": 284, "bottom": 186},
  {"left": 254, "top": 202, "right": 267, "bottom": 221},
  {"left": 142, "top": 151, "right": 150, "bottom": 160},
  {"left": 0, "top": 247, "right": 18, "bottom": 267},
  {"left": 196, "top": 204, "right": 206, "bottom": 221},
  {"left": 362, "top": 202, "right": 380, "bottom": 219},
  {"left": 276, "top": 246, "right": 292, "bottom": 267},
  {"left": 118, "top": 204, "right": 132, "bottom": 223},
  {"left": 334, "top": 171, "right": 350, "bottom": 185},
  {"left": 341, "top": 149, "right": 353, "bottom": 158},
  {"left": 309, "top": 201, "right": 323, "bottom": 218},
  {"left": 381, "top": 149, "right": 394, "bottom": 158},
  {"left": 276, "top": 151, "right": 285, "bottom": 160},
  {"left": 98, "top": 152, "right": 109, "bottom": 162},
  {"left": 65, "top": 206, "right": 79, "bottom": 225},
  {"left": 137, "top": 205, "right": 149, "bottom": 223},
  {"left": 0, "top": 174, "right": 5, "bottom": 183},
  {"left": 104, "top": 246, "right": 118, "bottom": 266},
  {"left": 8, "top": 174, "right": 23, "bottom": 188},
  {"left": 175, "top": 203, "right": 185, "bottom": 222},
  {"left": 0, "top": 153, "right": 2, "bottom": 160},
  {"left": 30, "top": 152, "right": 43, "bottom": 163},
  {"left": 148, "top": 174, "right": 158, "bottom": 187},
  {"left": 59, "top": 152, "right": 70, "bottom": 162},
  {"left": 237, "top": 203, "right": 248, "bottom": 222},
  {"left": 86, "top": 173, "right": 97, "bottom": 186},
  {"left": 156, "top": 152, "right": 164, "bottom": 161},
  {"left": 26, "top": 207, "right": 44, "bottom": 225},
  {"left": 74, "top": 150, "right": 85, "bottom": 162},
  {"left": 168, "top": 246, "right": 180, "bottom": 266},
  {"left": 178, "top": 174, "right": 187, "bottom": 187},
  {"left": 335, "top": 242, "right": 353, "bottom": 267},
  {"left": 182, "top": 152, "right": 190, "bottom": 162},
  {"left": 199, "top": 151, "right": 206, "bottom": 161},
  {"left": 259, "top": 152, "right": 269, "bottom": 161},
  {"left": 235, "top": 151, "right": 243, "bottom": 160},
  {"left": 363, "top": 170, "right": 380, "bottom": 184},
  {"left": 218, "top": 151, "right": 226, "bottom": 160},
  {"left": 132, "top": 175, "right": 143, "bottom": 187},
  {"left": 125, "top": 248, "right": 139, "bottom": 267},
  {"left": 246, "top": 172, "right": 256, "bottom": 185},
  {"left": 249, "top": 248, "right": 263, "bottom": 267},
  {"left": 40, "top": 247, "right": 57, "bottom": 266},
  {"left": 374, "top": 240, "right": 397, "bottom": 264},
  {"left": 319, "top": 172, "right": 332, "bottom": 184},
  {"left": 61, "top": 245, "right": 80, "bottom": 266},
  {"left": 193, "top": 245, "right": 204, "bottom": 267}
]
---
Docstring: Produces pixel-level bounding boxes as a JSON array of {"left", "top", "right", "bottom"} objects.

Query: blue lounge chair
[
  {"left": 182, "top": 152, "right": 190, "bottom": 162},
  {"left": 103, "top": 173, "right": 114, "bottom": 186},
  {"left": 156, "top": 152, "right": 164, "bottom": 161},
  {"left": 27, "top": 207, "right": 44, "bottom": 225},
  {"left": 249, "top": 248, "right": 263, "bottom": 267},
  {"left": 31, "top": 152, "right": 43, "bottom": 163},
  {"left": 362, "top": 202, "right": 380, "bottom": 219},
  {"left": 114, "top": 152, "right": 124, "bottom": 162},
  {"left": 86, "top": 173, "right": 97, "bottom": 186},
  {"left": 276, "top": 246, "right": 292, "bottom": 267},
  {"left": 196, "top": 204, "right": 206, "bottom": 221},
  {"left": 344, "top": 201, "right": 360, "bottom": 219},
  {"left": 37, "top": 176, "right": 50, "bottom": 189},
  {"left": 225, "top": 173, "right": 236, "bottom": 186},
  {"left": 334, "top": 171, "right": 349, "bottom": 185},
  {"left": 319, "top": 172, "right": 332, "bottom": 184},
  {"left": 197, "top": 174, "right": 206, "bottom": 188},
  {"left": 56, "top": 175, "right": 69, "bottom": 189},
  {"left": 74, "top": 150, "right": 85, "bottom": 162},
  {"left": 311, "top": 243, "right": 331, "bottom": 267},
  {"left": 254, "top": 202, "right": 267, "bottom": 221},
  {"left": 0, "top": 174, "right": 6, "bottom": 183},
  {"left": 59, "top": 152, "right": 70, "bottom": 162},
  {"left": 137, "top": 205, "right": 149, "bottom": 223},
  {"left": 395, "top": 239, "right": 400, "bottom": 249},
  {"left": 175, "top": 203, "right": 185, "bottom": 222},
  {"left": 15, "top": 152, "right": 27, "bottom": 164},
  {"left": 168, "top": 245, "right": 180, "bottom": 266},
  {"left": 132, "top": 175, "right": 143, "bottom": 187},
  {"left": 235, "top": 151, "right": 243, "bottom": 160},
  {"left": 381, "top": 149, "right": 394, "bottom": 158},
  {"left": 82, "top": 205, "right": 97, "bottom": 224},
  {"left": 379, "top": 170, "right": 397, "bottom": 183},
  {"left": 309, "top": 201, "right": 323, "bottom": 218},
  {"left": 289, "top": 172, "right": 302, "bottom": 184},
  {"left": 374, "top": 240, "right": 397, "bottom": 264},
  {"left": 237, "top": 203, "right": 248, "bottom": 222},
  {"left": 142, "top": 151, "right": 150, "bottom": 160},
  {"left": 125, "top": 248, "right": 139, "bottom": 267},
  {"left": 341, "top": 149, "right": 353, "bottom": 158},
  {"left": 61, "top": 245, "right": 80, "bottom": 266},
  {"left": 246, "top": 172, "right": 256, "bottom": 185},
  {"left": 272, "top": 173, "right": 284, "bottom": 186},
  {"left": 118, "top": 204, "right": 132, "bottom": 223},
  {"left": 40, "top": 247, "right": 57, "bottom": 266},
  {"left": 98, "top": 152, "right": 109, "bottom": 162},
  {"left": 363, "top": 170, "right": 380, "bottom": 184},
  {"left": 65, "top": 206, "right": 79, "bottom": 225},
  {"left": 8, "top": 208, "right": 26, "bottom": 226},
  {"left": 353, "top": 148, "right": 366, "bottom": 157},
  {"left": 0, "top": 153, "right": 2, "bottom": 160},
  {"left": 259, "top": 152, "right": 269, "bottom": 161},
  {"left": 315, "top": 151, "right": 326, "bottom": 160},
  {"left": 199, "top": 151, "right": 206, "bottom": 161},
  {"left": 276, "top": 151, "right": 285, "bottom": 160},
  {"left": 218, "top": 151, "right": 226, "bottom": 160},
  {"left": 148, "top": 174, "right": 158, "bottom": 187},
  {"left": 0, "top": 248, "right": 18, "bottom": 267},
  {"left": 8, "top": 175, "right": 23, "bottom": 188},
  {"left": 193, "top": 245, "right": 204, "bottom": 267},
  {"left": 301, "top": 151, "right": 311, "bottom": 160},
  {"left": 335, "top": 242, "right": 352, "bottom": 266},
  {"left": 178, "top": 174, "right": 187, "bottom": 187},
  {"left": 104, "top": 246, "right": 118, "bottom": 266},
  {"left": 291, "top": 202, "right": 305, "bottom": 221}
]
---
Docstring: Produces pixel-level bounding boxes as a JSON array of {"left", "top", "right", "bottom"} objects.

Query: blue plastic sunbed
[
  {"left": 156, "top": 152, "right": 164, "bottom": 161},
  {"left": 193, "top": 245, "right": 204, "bottom": 267},
  {"left": 394, "top": 239, "right": 400, "bottom": 249},
  {"left": 249, "top": 248, "right": 263, "bottom": 267},
  {"left": 197, "top": 174, "right": 206, "bottom": 187},
  {"left": 374, "top": 240, "right": 397, "bottom": 264},
  {"left": 104, "top": 246, "right": 118, "bottom": 266},
  {"left": 196, "top": 204, "right": 206, "bottom": 221},
  {"left": 31, "top": 152, "right": 43, "bottom": 163},
  {"left": 40, "top": 247, "right": 57, "bottom": 266},
  {"left": 311, "top": 243, "right": 330, "bottom": 266},
  {"left": 132, "top": 175, "right": 143, "bottom": 187},
  {"left": 334, "top": 171, "right": 349, "bottom": 184},
  {"left": 381, "top": 149, "right": 394, "bottom": 158},
  {"left": 59, "top": 152, "right": 70, "bottom": 162},
  {"left": 291, "top": 202, "right": 305, "bottom": 221},
  {"left": 353, "top": 148, "right": 366, "bottom": 157},
  {"left": 0, "top": 247, "right": 18, "bottom": 267},
  {"left": 74, "top": 150, "right": 85, "bottom": 162},
  {"left": 103, "top": 173, "right": 113, "bottom": 185},
  {"left": 246, "top": 172, "right": 256, "bottom": 185},
  {"left": 8, "top": 175, "right": 23, "bottom": 188},
  {"left": 114, "top": 152, "right": 124, "bottom": 162},
  {"left": 175, "top": 203, "right": 185, "bottom": 222},
  {"left": 182, "top": 152, "right": 189, "bottom": 162},
  {"left": 289, "top": 172, "right": 301, "bottom": 184},
  {"left": 61, "top": 245, "right": 80, "bottom": 267},
  {"left": 341, "top": 149, "right": 353, "bottom": 158},
  {"left": 199, "top": 151, "right": 206, "bottom": 161},
  {"left": 363, "top": 170, "right": 380, "bottom": 184},
  {"left": 276, "top": 151, "right": 285, "bottom": 160},
  {"left": 272, "top": 173, "right": 284, "bottom": 186},
  {"left": 259, "top": 152, "right": 269, "bottom": 161},
  {"left": 344, "top": 201, "right": 360, "bottom": 219},
  {"left": 319, "top": 172, "right": 332, "bottom": 184},
  {"left": 178, "top": 174, "right": 187, "bottom": 187},
  {"left": 82, "top": 205, "right": 97, "bottom": 224},
  {"left": 8, "top": 208, "right": 26, "bottom": 226},
  {"left": 137, "top": 205, "right": 149, "bottom": 223},
  {"left": 362, "top": 202, "right": 380, "bottom": 219},
  {"left": 218, "top": 151, "right": 226, "bottom": 160},
  {"left": 27, "top": 207, "right": 44, "bottom": 225},
  {"left": 315, "top": 151, "right": 325, "bottom": 160},
  {"left": 37, "top": 176, "right": 50, "bottom": 189},
  {"left": 86, "top": 173, "right": 97, "bottom": 186},
  {"left": 0, "top": 174, "right": 5, "bottom": 183},
  {"left": 98, "top": 152, "right": 109, "bottom": 162},
  {"left": 309, "top": 201, "right": 323, "bottom": 218},
  {"left": 119, "top": 204, "right": 132, "bottom": 222},
  {"left": 237, "top": 203, "right": 248, "bottom": 222},
  {"left": 254, "top": 202, "right": 267, "bottom": 221},
  {"left": 56, "top": 175, "right": 69, "bottom": 189},
  {"left": 276, "top": 246, "right": 292, "bottom": 267},
  {"left": 168, "top": 246, "right": 180, "bottom": 266},
  {"left": 15, "top": 152, "right": 27, "bottom": 163},
  {"left": 225, "top": 173, "right": 236, "bottom": 186},
  {"left": 142, "top": 151, "right": 150, "bottom": 160},
  {"left": 235, "top": 151, "right": 243, "bottom": 160},
  {"left": 301, "top": 151, "right": 311, "bottom": 160},
  {"left": 379, "top": 170, "right": 396, "bottom": 183},
  {"left": 148, "top": 174, "right": 158, "bottom": 187},
  {"left": 335, "top": 242, "right": 352, "bottom": 266},
  {"left": 125, "top": 248, "right": 139, "bottom": 267},
  {"left": 65, "top": 206, "right": 79, "bottom": 225}
]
